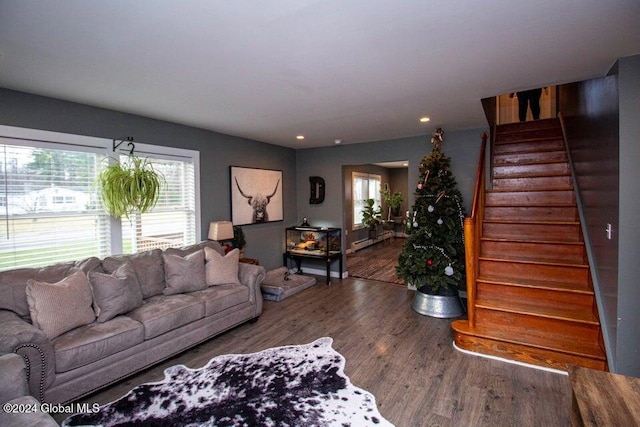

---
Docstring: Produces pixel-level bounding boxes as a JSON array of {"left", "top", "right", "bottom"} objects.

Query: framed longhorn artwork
[{"left": 230, "top": 166, "right": 283, "bottom": 226}]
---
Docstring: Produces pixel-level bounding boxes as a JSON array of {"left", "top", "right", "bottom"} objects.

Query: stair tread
[
  {"left": 477, "top": 275, "right": 594, "bottom": 294},
  {"left": 452, "top": 321, "right": 605, "bottom": 360},
  {"left": 475, "top": 297, "right": 599, "bottom": 325}
]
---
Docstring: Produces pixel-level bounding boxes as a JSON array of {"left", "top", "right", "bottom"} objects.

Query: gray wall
[
  {"left": 558, "top": 54, "right": 640, "bottom": 376},
  {"left": 296, "top": 129, "right": 484, "bottom": 273},
  {"left": 0, "top": 88, "right": 297, "bottom": 270},
  {"left": 616, "top": 55, "right": 640, "bottom": 376}
]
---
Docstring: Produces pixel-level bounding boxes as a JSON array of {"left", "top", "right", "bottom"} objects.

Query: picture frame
[{"left": 230, "top": 166, "right": 283, "bottom": 226}]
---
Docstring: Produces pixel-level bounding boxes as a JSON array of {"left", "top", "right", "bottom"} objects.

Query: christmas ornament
[
  {"left": 417, "top": 183, "right": 423, "bottom": 189},
  {"left": 413, "top": 221, "right": 418, "bottom": 228},
  {"left": 435, "top": 191, "right": 446, "bottom": 204},
  {"left": 427, "top": 259, "right": 433, "bottom": 266},
  {"left": 444, "top": 266, "right": 454, "bottom": 276},
  {"left": 428, "top": 205, "right": 434, "bottom": 213},
  {"left": 437, "top": 218, "right": 443, "bottom": 225}
]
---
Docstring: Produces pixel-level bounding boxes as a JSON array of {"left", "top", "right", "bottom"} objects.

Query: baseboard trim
[{"left": 452, "top": 342, "right": 568, "bottom": 376}]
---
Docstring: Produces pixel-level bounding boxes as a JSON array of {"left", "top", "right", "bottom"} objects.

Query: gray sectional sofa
[{"left": 0, "top": 240, "right": 265, "bottom": 405}]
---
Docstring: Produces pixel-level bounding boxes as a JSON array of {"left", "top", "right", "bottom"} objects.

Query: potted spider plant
[{"left": 96, "top": 155, "right": 163, "bottom": 219}]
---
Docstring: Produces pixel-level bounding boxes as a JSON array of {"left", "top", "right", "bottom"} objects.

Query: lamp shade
[{"left": 208, "top": 221, "right": 234, "bottom": 241}]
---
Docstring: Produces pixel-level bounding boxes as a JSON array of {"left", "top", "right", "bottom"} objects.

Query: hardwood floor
[{"left": 61, "top": 277, "right": 571, "bottom": 426}]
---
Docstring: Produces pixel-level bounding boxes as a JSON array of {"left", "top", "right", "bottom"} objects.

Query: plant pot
[
  {"left": 411, "top": 287, "right": 465, "bottom": 318},
  {"left": 368, "top": 228, "right": 377, "bottom": 240}
]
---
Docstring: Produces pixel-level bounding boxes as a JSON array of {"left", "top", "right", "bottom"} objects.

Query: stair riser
[
  {"left": 493, "top": 139, "right": 565, "bottom": 154},
  {"left": 483, "top": 222, "right": 582, "bottom": 242},
  {"left": 494, "top": 151, "right": 567, "bottom": 166},
  {"left": 484, "top": 206, "right": 578, "bottom": 221},
  {"left": 493, "top": 176, "right": 573, "bottom": 191},
  {"left": 493, "top": 163, "right": 570, "bottom": 178},
  {"left": 475, "top": 309, "right": 600, "bottom": 342},
  {"left": 477, "top": 281, "right": 594, "bottom": 307},
  {"left": 495, "top": 128, "right": 564, "bottom": 143},
  {"left": 481, "top": 240, "right": 586, "bottom": 264},
  {"left": 479, "top": 260, "right": 589, "bottom": 285},
  {"left": 453, "top": 332, "right": 606, "bottom": 371},
  {"left": 486, "top": 190, "right": 575, "bottom": 206}
]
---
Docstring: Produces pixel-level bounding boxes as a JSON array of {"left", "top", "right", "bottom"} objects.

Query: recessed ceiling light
[
  {"left": 403, "top": 162, "right": 408, "bottom": 166},
  {"left": 334, "top": 139, "right": 342, "bottom": 145},
  {"left": 419, "top": 117, "right": 430, "bottom": 123},
  {"left": 296, "top": 135, "right": 305, "bottom": 140}
]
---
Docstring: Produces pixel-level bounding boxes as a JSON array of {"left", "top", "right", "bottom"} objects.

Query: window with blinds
[
  {"left": 352, "top": 172, "right": 381, "bottom": 229},
  {"left": 121, "top": 155, "right": 196, "bottom": 253},
  {"left": 0, "top": 143, "right": 110, "bottom": 270},
  {"left": 0, "top": 128, "right": 199, "bottom": 271}
]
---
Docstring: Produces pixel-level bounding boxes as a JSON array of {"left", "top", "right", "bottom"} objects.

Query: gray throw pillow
[
  {"left": 204, "top": 247, "right": 240, "bottom": 286},
  {"left": 26, "top": 271, "right": 96, "bottom": 340},
  {"left": 103, "top": 249, "right": 165, "bottom": 299},
  {"left": 162, "top": 249, "right": 207, "bottom": 295},
  {"left": 89, "top": 262, "right": 144, "bottom": 323}
]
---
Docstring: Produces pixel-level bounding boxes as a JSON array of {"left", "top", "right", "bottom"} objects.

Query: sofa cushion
[
  {"left": 165, "top": 240, "right": 225, "bottom": 257},
  {"left": 0, "top": 257, "right": 101, "bottom": 319},
  {"left": 26, "top": 272, "right": 96, "bottom": 340},
  {"left": 204, "top": 247, "right": 240, "bottom": 286},
  {"left": 189, "top": 283, "right": 250, "bottom": 317},
  {"left": 162, "top": 250, "right": 207, "bottom": 295},
  {"left": 89, "top": 262, "right": 144, "bottom": 323},
  {"left": 127, "top": 294, "right": 204, "bottom": 339},
  {"left": 53, "top": 316, "right": 144, "bottom": 372},
  {"left": 103, "top": 249, "right": 165, "bottom": 299}
]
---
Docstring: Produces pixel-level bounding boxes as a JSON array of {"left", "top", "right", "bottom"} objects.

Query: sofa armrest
[
  {"left": 238, "top": 263, "right": 266, "bottom": 317},
  {"left": 0, "top": 310, "right": 55, "bottom": 402},
  {"left": 0, "top": 353, "right": 29, "bottom": 403}
]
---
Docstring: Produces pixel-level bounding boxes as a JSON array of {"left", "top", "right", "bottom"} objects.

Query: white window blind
[
  {"left": 0, "top": 127, "right": 200, "bottom": 271},
  {"left": 0, "top": 142, "right": 110, "bottom": 270},
  {"left": 352, "top": 172, "right": 381, "bottom": 229}
]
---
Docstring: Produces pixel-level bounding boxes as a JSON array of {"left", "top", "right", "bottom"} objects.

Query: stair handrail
[{"left": 464, "top": 131, "right": 489, "bottom": 328}]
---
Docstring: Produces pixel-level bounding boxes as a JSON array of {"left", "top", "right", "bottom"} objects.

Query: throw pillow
[
  {"left": 102, "top": 249, "right": 165, "bottom": 299},
  {"left": 204, "top": 247, "right": 240, "bottom": 286},
  {"left": 26, "top": 271, "right": 96, "bottom": 340},
  {"left": 162, "top": 249, "right": 207, "bottom": 295},
  {"left": 89, "top": 262, "right": 144, "bottom": 323}
]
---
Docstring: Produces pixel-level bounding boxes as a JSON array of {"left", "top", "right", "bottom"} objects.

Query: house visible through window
[
  {"left": 0, "top": 126, "right": 200, "bottom": 271},
  {"left": 352, "top": 172, "right": 381, "bottom": 229}
]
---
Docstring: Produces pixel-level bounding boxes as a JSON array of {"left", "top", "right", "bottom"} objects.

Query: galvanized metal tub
[{"left": 412, "top": 290, "right": 465, "bottom": 318}]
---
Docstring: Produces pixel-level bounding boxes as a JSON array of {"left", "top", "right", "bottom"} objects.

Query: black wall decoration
[{"left": 309, "top": 176, "right": 325, "bottom": 204}]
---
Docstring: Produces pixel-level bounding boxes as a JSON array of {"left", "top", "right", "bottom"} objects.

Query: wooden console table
[{"left": 569, "top": 365, "right": 640, "bottom": 426}]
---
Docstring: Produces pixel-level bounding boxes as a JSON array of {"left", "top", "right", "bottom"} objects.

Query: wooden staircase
[{"left": 452, "top": 118, "right": 607, "bottom": 371}]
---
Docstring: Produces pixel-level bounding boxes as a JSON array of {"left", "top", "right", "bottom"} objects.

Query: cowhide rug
[{"left": 62, "top": 337, "right": 393, "bottom": 427}]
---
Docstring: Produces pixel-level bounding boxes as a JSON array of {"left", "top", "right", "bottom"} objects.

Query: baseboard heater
[{"left": 350, "top": 231, "right": 394, "bottom": 252}]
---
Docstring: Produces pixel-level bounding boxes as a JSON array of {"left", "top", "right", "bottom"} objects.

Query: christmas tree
[{"left": 396, "top": 128, "right": 467, "bottom": 294}]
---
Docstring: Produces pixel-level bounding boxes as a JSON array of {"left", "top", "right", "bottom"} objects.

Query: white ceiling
[{"left": 1, "top": 1, "right": 638, "bottom": 148}]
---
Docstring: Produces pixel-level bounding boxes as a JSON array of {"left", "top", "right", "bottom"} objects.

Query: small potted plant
[
  {"left": 95, "top": 155, "right": 164, "bottom": 219},
  {"left": 361, "top": 198, "right": 382, "bottom": 240},
  {"left": 232, "top": 226, "right": 246, "bottom": 257}
]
